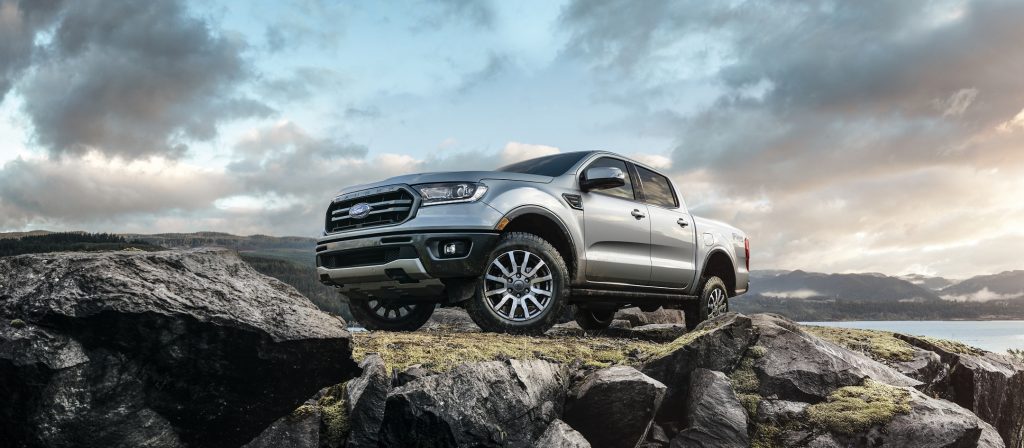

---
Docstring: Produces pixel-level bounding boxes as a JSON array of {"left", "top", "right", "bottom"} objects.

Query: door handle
[
  {"left": 677, "top": 218, "right": 689, "bottom": 227},
  {"left": 631, "top": 209, "right": 646, "bottom": 219}
]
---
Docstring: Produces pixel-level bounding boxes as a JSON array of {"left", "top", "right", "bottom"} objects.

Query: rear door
[
  {"left": 581, "top": 157, "right": 652, "bottom": 284},
  {"left": 634, "top": 165, "right": 698, "bottom": 289}
]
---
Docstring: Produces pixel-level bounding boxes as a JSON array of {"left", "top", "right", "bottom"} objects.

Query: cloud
[
  {"left": 0, "top": 0, "right": 64, "bottom": 102},
  {"left": 0, "top": 152, "right": 237, "bottom": 228},
  {"left": 941, "top": 288, "right": 1024, "bottom": 303},
  {"left": 500, "top": 142, "right": 560, "bottom": 165},
  {"left": 759, "top": 289, "right": 821, "bottom": 300},
  {"left": 562, "top": 0, "right": 1024, "bottom": 276},
  {"left": 17, "top": 0, "right": 273, "bottom": 159}
]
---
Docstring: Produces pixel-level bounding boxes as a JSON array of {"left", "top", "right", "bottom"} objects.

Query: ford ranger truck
[{"left": 315, "top": 151, "right": 749, "bottom": 334}]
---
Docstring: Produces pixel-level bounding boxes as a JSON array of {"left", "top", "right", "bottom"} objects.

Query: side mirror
[{"left": 581, "top": 167, "right": 626, "bottom": 191}]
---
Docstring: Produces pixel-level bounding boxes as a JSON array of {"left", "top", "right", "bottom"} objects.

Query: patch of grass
[
  {"left": 641, "top": 327, "right": 710, "bottom": 360},
  {"left": 352, "top": 331, "right": 660, "bottom": 373},
  {"left": 318, "top": 383, "right": 349, "bottom": 446},
  {"left": 9, "top": 319, "right": 26, "bottom": 329},
  {"left": 805, "top": 326, "right": 916, "bottom": 363},
  {"left": 1009, "top": 349, "right": 1024, "bottom": 362},
  {"left": 730, "top": 345, "right": 766, "bottom": 417},
  {"left": 750, "top": 422, "right": 782, "bottom": 448},
  {"left": 288, "top": 404, "right": 317, "bottom": 421},
  {"left": 806, "top": 379, "right": 912, "bottom": 435},
  {"left": 918, "top": 336, "right": 986, "bottom": 356}
]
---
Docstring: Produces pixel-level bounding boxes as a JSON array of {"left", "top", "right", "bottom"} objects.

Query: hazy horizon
[{"left": 2, "top": 1, "right": 1024, "bottom": 278}]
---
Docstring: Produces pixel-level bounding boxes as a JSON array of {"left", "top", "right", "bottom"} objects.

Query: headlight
[{"left": 413, "top": 182, "right": 488, "bottom": 206}]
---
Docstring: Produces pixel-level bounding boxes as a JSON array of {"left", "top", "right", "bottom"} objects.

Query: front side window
[
  {"left": 637, "top": 166, "right": 678, "bottom": 208},
  {"left": 584, "top": 157, "right": 636, "bottom": 200}
]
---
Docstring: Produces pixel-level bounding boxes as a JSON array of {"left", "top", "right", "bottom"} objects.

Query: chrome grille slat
[
  {"left": 330, "top": 206, "right": 413, "bottom": 222},
  {"left": 325, "top": 186, "right": 417, "bottom": 233},
  {"left": 330, "top": 199, "right": 413, "bottom": 215}
]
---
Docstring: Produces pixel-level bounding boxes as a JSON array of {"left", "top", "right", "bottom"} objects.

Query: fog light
[{"left": 439, "top": 240, "right": 468, "bottom": 258}]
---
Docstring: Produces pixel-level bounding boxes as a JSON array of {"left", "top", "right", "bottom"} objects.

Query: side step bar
[{"left": 570, "top": 288, "right": 697, "bottom": 306}]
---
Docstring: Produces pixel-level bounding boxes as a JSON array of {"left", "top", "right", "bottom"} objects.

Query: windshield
[{"left": 496, "top": 152, "right": 590, "bottom": 177}]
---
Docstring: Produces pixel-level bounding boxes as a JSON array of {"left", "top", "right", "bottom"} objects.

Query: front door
[{"left": 582, "top": 157, "right": 652, "bottom": 284}]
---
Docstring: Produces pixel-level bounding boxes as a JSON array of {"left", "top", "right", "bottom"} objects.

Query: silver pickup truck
[{"left": 316, "top": 151, "right": 749, "bottom": 334}]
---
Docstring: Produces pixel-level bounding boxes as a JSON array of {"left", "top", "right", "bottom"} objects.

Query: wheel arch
[
  {"left": 701, "top": 249, "right": 737, "bottom": 296},
  {"left": 499, "top": 205, "right": 578, "bottom": 279}
]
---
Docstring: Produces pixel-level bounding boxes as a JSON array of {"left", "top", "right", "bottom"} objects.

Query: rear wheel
[
  {"left": 465, "top": 232, "right": 568, "bottom": 335},
  {"left": 574, "top": 307, "right": 616, "bottom": 331},
  {"left": 348, "top": 297, "right": 434, "bottom": 331},
  {"left": 684, "top": 276, "right": 730, "bottom": 331}
]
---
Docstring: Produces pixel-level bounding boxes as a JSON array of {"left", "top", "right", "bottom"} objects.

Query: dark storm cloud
[
  {"left": 0, "top": 0, "right": 63, "bottom": 102},
  {"left": 562, "top": 0, "right": 1024, "bottom": 275},
  {"left": 562, "top": 0, "right": 1024, "bottom": 180},
  {"left": 18, "top": 0, "right": 273, "bottom": 159}
]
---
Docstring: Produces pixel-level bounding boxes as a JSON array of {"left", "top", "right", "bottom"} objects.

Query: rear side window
[
  {"left": 636, "top": 166, "right": 678, "bottom": 208},
  {"left": 584, "top": 157, "right": 636, "bottom": 200}
]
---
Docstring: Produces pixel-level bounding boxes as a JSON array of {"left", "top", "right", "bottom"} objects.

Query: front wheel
[
  {"left": 684, "top": 276, "right": 730, "bottom": 331},
  {"left": 348, "top": 297, "right": 434, "bottom": 331},
  {"left": 465, "top": 232, "right": 569, "bottom": 335}
]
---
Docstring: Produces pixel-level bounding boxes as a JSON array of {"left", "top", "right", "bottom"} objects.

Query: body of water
[{"left": 802, "top": 320, "right": 1024, "bottom": 353}]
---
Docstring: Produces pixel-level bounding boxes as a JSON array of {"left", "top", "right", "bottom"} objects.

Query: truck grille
[
  {"left": 317, "top": 245, "right": 417, "bottom": 269},
  {"left": 325, "top": 185, "right": 417, "bottom": 234}
]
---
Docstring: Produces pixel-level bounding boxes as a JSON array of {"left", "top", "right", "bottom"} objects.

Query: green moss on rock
[
  {"left": 806, "top": 379, "right": 911, "bottom": 435},
  {"left": 642, "top": 327, "right": 710, "bottom": 360},
  {"left": 805, "top": 326, "right": 916, "bottom": 363},
  {"left": 317, "top": 383, "right": 349, "bottom": 446},
  {"left": 10, "top": 319, "right": 26, "bottom": 329},
  {"left": 352, "top": 331, "right": 658, "bottom": 373},
  {"left": 918, "top": 336, "right": 986, "bottom": 356}
]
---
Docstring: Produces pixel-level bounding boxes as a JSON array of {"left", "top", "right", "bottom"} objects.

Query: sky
[{"left": 1, "top": 0, "right": 1023, "bottom": 278}]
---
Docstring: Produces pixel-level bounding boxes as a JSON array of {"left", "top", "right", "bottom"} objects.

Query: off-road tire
[
  {"left": 465, "top": 232, "right": 569, "bottom": 335},
  {"left": 574, "top": 307, "right": 616, "bottom": 331},
  {"left": 348, "top": 298, "right": 434, "bottom": 331},
  {"left": 684, "top": 276, "right": 729, "bottom": 331}
]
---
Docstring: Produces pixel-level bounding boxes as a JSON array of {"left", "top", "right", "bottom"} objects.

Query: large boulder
[
  {"left": 242, "top": 399, "right": 322, "bottom": 448},
  {"left": 0, "top": 249, "right": 359, "bottom": 447},
  {"left": 641, "top": 313, "right": 755, "bottom": 431},
  {"left": 898, "top": 334, "right": 1024, "bottom": 448},
  {"left": 750, "top": 314, "right": 920, "bottom": 401},
  {"left": 670, "top": 369, "right": 748, "bottom": 448},
  {"left": 379, "top": 359, "right": 568, "bottom": 447},
  {"left": 536, "top": 420, "right": 592, "bottom": 448},
  {"left": 563, "top": 365, "right": 667, "bottom": 448},
  {"left": 345, "top": 354, "right": 391, "bottom": 448},
  {"left": 785, "top": 381, "right": 1005, "bottom": 448}
]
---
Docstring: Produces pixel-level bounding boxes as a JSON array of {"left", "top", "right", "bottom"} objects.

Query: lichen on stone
[
  {"left": 806, "top": 379, "right": 911, "bottom": 435},
  {"left": 317, "top": 382, "right": 350, "bottom": 445},
  {"left": 288, "top": 404, "right": 317, "bottom": 421},
  {"left": 918, "top": 336, "right": 986, "bottom": 356},
  {"left": 352, "top": 331, "right": 658, "bottom": 373},
  {"left": 805, "top": 326, "right": 916, "bottom": 362},
  {"left": 729, "top": 346, "right": 765, "bottom": 417},
  {"left": 9, "top": 319, "right": 26, "bottom": 329},
  {"left": 642, "top": 327, "right": 711, "bottom": 360}
]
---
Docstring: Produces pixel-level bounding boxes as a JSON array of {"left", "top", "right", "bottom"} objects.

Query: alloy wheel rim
[
  {"left": 483, "top": 250, "right": 554, "bottom": 322},
  {"left": 367, "top": 299, "right": 415, "bottom": 321},
  {"left": 707, "top": 287, "right": 729, "bottom": 319}
]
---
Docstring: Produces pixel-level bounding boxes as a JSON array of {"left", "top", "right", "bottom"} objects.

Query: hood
[{"left": 336, "top": 170, "right": 552, "bottom": 194}]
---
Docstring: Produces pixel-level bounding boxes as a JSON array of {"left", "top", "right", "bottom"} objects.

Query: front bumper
[{"left": 315, "top": 231, "right": 500, "bottom": 300}]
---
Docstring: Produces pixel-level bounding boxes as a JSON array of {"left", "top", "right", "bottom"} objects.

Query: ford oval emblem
[{"left": 349, "top": 202, "right": 372, "bottom": 219}]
